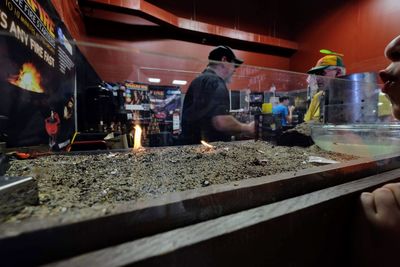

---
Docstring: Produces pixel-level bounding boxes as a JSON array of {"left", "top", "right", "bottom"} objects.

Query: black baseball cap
[{"left": 208, "top": 46, "right": 244, "bottom": 66}]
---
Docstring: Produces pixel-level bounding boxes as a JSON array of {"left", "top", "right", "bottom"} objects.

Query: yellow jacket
[{"left": 304, "top": 91, "right": 323, "bottom": 122}]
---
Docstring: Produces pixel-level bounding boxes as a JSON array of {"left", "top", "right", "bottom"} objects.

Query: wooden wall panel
[
  {"left": 51, "top": 0, "right": 86, "bottom": 39},
  {"left": 290, "top": 0, "right": 400, "bottom": 76},
  {"left": 52, "top": 0, "right": 400, "bottom": 88},
  {"left": 50, "top": 0, "right": 290, "bottom": 89}
]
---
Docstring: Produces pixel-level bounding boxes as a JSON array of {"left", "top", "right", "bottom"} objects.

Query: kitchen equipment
[{"left": 323, "top": 72, "right": 380, "bottom": 124}]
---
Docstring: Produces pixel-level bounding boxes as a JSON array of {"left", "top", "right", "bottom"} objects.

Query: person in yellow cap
[{"left": 303, "top": 54, "right": 346, "bottom": 122}]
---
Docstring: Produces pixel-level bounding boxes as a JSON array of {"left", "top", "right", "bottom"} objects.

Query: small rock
[
  {"left": 102, "top": 208, "right": 109, "bottom": 215},
  {"left": 202, "top": 180, "right": 210, "bottom": 187}
]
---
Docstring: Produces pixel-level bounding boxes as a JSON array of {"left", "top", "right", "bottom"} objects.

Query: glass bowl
[{"left": 310, "top": 123, "right": 400, "bottom": 157}]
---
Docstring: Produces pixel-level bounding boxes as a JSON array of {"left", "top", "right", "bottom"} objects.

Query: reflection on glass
[{"left": 0, "top": 29, "right": 398, "bottom": 226}]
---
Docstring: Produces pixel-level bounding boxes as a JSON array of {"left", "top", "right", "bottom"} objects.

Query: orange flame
[
  {"left": 8, "top": 63, "right": 45, "bottom": 93},
  {"left": 201, "top": 140, "right": 215, "bottom": 149},
  {"left": 133, "top": 125, "right": 143, "bottom": 150}
]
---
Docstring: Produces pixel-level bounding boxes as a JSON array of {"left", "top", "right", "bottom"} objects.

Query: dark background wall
[
  {"left": 290, "top": 0, "right": 400, "bottom": 74},
  {"left": 50, "top": 0, "right": 400, "bottom": 91}
]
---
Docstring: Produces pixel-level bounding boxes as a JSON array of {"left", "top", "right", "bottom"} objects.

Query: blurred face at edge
[
  {"left": 221, "top": 56, "right": 237, "bottom": 84},
  {"left": 380, "top": 35, "right": 400, "bottom": 120}
]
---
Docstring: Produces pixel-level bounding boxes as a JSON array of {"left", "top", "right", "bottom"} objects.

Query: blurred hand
[
  {"left": 356, "top": 182, "right": 400, "bottom": 266},
  {"left": 239, "top": 121, "right": 255, "bottom": 138},
  {"left": 360, "top": 183, "right": 400, "bottom": 235},
  {"left": 289, "top": 105, "right": 295, "bottom": 112},
  {"left": 246, "top": 121, "right": 255, "bottom": 136}
]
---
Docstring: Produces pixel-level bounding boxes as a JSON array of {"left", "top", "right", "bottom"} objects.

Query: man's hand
[
  {"left": 289, "top": 105, "right": 295, "bottom": 112},
  {"left": 212, "top": 115, "right": 254, "bottom": 136},
  {"left": 355, "top": 183, "right": 400, "bottom": 266},
  {"left": 242, "top": 121, "right": 255, "bottom": 137},
  {"left": 360, "top": 183, "right": 400, "bottom": 235}
]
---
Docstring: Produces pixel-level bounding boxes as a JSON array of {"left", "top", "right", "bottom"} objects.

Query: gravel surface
[
  {"left": 288, "top": 122, "right": 313, "bottom": 136},
  {"left": 3, "top": 140, "right": 358, "bottom": 224}
]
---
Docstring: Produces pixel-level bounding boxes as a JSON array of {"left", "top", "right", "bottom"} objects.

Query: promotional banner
[{"left": 0, "top": 0, "right": 76, "bottom": 148}]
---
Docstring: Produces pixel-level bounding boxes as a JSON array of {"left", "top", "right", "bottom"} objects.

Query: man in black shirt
[{"left": 181, "top": 46, "right": 255, "bottom": 144}]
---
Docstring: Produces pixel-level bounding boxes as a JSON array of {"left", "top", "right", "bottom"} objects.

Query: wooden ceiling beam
[{"left": 80, "top": 0, "right": 298, "bottom": 52}]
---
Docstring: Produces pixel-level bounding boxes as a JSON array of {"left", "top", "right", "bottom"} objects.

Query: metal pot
[{"left": 323, "top": 72, "right": 379, "bottom": 124}]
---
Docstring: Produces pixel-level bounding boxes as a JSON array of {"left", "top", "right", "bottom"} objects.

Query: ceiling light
[
  {"left": 172, "top": 80, "right": 187, "bottom": 85},
  {"left": 148, "top": 78, "right": 161, "bottom": 83}
]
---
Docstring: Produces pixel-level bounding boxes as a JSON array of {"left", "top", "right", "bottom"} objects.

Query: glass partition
[
  {"left": 0, "top": 29, "right": 398, "bottom": 225},
  {"left": 2, "top": 2, "right": 400, "bottom": 265},
  {"left": 73, "top": 37, "right": 396, "bottom": 157}
]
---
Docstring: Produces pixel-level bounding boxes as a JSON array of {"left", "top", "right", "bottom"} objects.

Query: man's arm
[
  {"left": 286, "top": 106, "right": 295, "bottom": 124},
  {"left": 212, "top": 115, "right": 254, "bottom": 136}
]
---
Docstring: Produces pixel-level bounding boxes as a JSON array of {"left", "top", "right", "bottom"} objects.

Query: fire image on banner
[
  {"left": 8, "top": 62, "right": 45, "bottom": 93},
  {"left": 0, "top": 0, "right": 76, "bottom": 148}
]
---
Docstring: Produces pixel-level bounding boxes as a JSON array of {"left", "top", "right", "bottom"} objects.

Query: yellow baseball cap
[{"left": 307, "top": 55, "right": 345, "bottom": 74}]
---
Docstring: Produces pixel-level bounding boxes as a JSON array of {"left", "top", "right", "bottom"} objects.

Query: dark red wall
[
  {"left": 50, "top": 0, "right": 292, "bottom": 93},
  {"left": 51, "top": 0, "right": 86, "bottom": 39},
  {"left": 52, "top": 0, "right": 400, "bottom": 86},
  {"left": 291, "top": 0, "right": 400, "bottom": 75}
]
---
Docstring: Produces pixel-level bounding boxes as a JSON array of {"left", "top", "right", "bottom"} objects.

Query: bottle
[
  {"left": 172, "top": 109, "right": 180, "bottom": 135},
  {"left": 254, "top": 110, "right": 261, "bottom": 141},
  {"left": 261, "top": 103, "right": 279, "bottom": 144},
  {"left": 98, "top": 120, "right": 104, "bottom": 132}
]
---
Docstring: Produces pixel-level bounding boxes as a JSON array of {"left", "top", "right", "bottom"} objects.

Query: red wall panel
[
  {"left": 51, "top": 0, "right": 86, "bottom": 39},
  {"left": 290, "top": 0, "right": 400, "bottom": 75},
  {"left": 52, "top": 0, "right": 400, "bottom": 87},
  {"left": 52, "top": 0, "right": 290, "bottom": 88},
  {"left": 76, "top": 37, "right": 290, "bottom": 92}
]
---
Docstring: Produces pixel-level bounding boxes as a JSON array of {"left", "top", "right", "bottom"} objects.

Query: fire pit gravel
[{"left": 3, "top": 141, "right": 357, "bottom": 223}]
